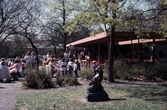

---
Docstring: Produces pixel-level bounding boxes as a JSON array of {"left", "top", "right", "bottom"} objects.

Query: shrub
[
  {"left": 78, "top": 66, "right": 108, "bottom": 81},
  {"left": 147, "top": 63, "right": 167, "bottom": 81},
  {"left": 113, "top": 61, "right": 167, "bottom": 81},
  {"left": 55, "top": 76, "right": 80, "bottom": 87},
  {"left": 114, "top": 60, "right": 130, "bottom": 80},
  {"left": 103, "top": 67, "right": 108, "bottom": 80},
  {"left": 76, "top": 60, "right": 167, "bottom": 82},
  {"left": 23, "top": 69, "right": 54, "bottom": 89},
  {"left": 113, "top": 60, "right": 147, "bottom": 81},
  {"left": 78, "top": 67, "right": 94, "bottom": 80},
  {"left": 128, "top": 63, "right": 147, "bottom": 80}
]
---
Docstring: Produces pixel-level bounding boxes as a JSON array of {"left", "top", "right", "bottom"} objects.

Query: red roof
[
  {"left": 66, "top": 31, "right": 164, "bottom": 47},
  {"left": 66, "top": 32, "right": 107, "bottom": 47}
]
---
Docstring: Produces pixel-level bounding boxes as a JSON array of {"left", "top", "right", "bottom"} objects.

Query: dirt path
[
  {"left": 0, "top": 80, "right": 57, "bottom": 110},
  {"left": 0, "top": 81, "right": 22, "bottom": 110}
]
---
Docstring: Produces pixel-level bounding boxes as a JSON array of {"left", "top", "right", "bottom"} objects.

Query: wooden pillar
[
  {"left": 131, "top": 39, "right": 133, "bottom": 62},
  {"left": 85, "top": 45, "right": 88, "bottom": 55},
  {"left": 137, "top": 38, "right": 140, "bottom": 60},
  {"left": 98, "top": 40, "right": 100, "bottom": 62},
  {"left": 138, "top": 39, "right": 139, "bottom": 51},
  {"left": 107, "top": 37, "right": 110, "bottom": 61},
  {"left": 116, "top": 42, "right": 119, "bottom": 59},
  {"left": 153, "top": 38, "right": 156, "bottom": 63}
]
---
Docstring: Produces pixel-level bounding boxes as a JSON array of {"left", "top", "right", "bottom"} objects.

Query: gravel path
[{"left": 0, "top": 78, "right": 166, "bottom": 110}]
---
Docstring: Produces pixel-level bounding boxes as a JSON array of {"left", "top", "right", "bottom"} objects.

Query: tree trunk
[
  {"left": 53, "top": 44, "right": 57, "bottom": 55},
  {"left": 108, "top": 27, "right": 115, "bottom": 82},
  {"left": 63, "top": 32, "right": 68, "bottom": 51}
]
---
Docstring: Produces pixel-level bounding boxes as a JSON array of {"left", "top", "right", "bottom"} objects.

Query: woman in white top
[
  {"left": 59, "top": 58, "right": 67, "bottom": 75},
  {"left": 73, "top": 59, "right": 78, "bottom": 78}
]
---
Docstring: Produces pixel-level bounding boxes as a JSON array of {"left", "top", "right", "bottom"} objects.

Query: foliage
[
  {"left": 113, "top": 60, "right": 130, "bottom": 80},
  {"left": 55, "top": 76, "right": 80, "bottom": 87},
  {"left": 15, "top": 84, "right": 167, "bottom": 110},
  {"left": 65, "top": 0, "right": 167, "bottom": 83},
  {"left": 147, "top": 63, "right": 167, "bottom": 81},
  {"left": 113, "top": 60, "right": 167, "bottom": 82},
  {"left": 128, "top": 63, "right": 147, "bottom": 80},
  {"left": 78, "top": 67, "right": 94, "bottom": 80},
  {"left": 23, "top": 69, "right": 54, "bottom": 89},
  {"left": 103, "top": 67, "right": 109, "bottom": 80},
  {"left": 75, "top": 61, "right": 167, "bottom": 82}
]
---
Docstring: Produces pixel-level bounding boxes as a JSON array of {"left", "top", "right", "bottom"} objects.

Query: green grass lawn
[{"left": 14, "top": 84, "right": 167, "bottom": 110}]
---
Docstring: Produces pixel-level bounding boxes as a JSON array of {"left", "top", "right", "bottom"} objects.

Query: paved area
[{"left": 0, "top": 81, "right": 22, "bottom": 110}]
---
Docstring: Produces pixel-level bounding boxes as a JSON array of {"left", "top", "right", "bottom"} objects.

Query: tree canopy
[{"left": 64, "top": 0, "right": 167, "bottom": 82}]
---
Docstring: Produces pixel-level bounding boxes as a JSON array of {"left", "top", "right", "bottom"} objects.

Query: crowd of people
[
  {"left": 0, "top": 51, "right": 37, "bottom": 82},
  {"left": 43, "top": 51, "right": 80, "bottom": 78},
  {"left": 0, "top": 50, "right": 100, "bottom": 82}
]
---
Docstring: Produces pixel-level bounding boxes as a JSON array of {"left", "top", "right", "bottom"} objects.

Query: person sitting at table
[{"left": 0, "top": 61, "right": 10, "bottom": 82}]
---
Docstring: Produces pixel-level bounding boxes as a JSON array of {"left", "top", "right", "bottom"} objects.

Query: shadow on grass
[
  {"left": 87, "top": 98, "right": 126, "bottom": 102},
  {"left": 113, "top": 80, "right": 162, "bottom": 86},
  {"left": 108, "top": 98, "right": 126, "bottom": 101},
  {"left": 112, "top": 83, "right": 167, "bottom": 103}
]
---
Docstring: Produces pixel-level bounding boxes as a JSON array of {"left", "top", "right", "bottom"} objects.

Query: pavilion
[{"left": 66, "top": 31, "right": 167, "bottom": 64}]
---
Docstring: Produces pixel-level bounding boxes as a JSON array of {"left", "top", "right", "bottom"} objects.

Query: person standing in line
[
  {"left": 46, "top": 59, "right": 56, "bottom": 77},
  {"left": 31, "top": 52, "right": 37, "bottom": 69},
  {"left": 64, "top": 51, "right": 69, "bottom": 62},
  {"left": 59, "top": 58, "right": 67, "bottom": 76},
  {"left": 73, "top": 59, "right": 78, "bottom": 78},
  {"left": 67, "top": 58, "right": 73, "bottom": 76},
  {"left": 24, "top": 51, "right": 32, "bottom": 69},
  {"left": 46, "top": 53, "right": 51, "bottom": 59}
]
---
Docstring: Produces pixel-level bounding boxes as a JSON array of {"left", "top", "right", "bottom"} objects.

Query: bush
[
  {"left": 113, "top": 60, "right": 167, "bottom": 81},
  {"left": 114, "top": 60, "right": 130, "bottom": 80},
  {"left": 147, "top": 63, "right": 167, "bottom": 81},
  {"left": 78, "top": 66, "right": 109, "bottom": 81},
  {"left": 128, "top": 63, "right": 147, "bottom": 80},
  {"left": 55, "top": 76, "right": 80, "bottom": 87},
  {"left": 71, "top": 60, "right": 167, "bottom": 82},
  {"left": 103, "top": 67, "right": 108, "bottom": 80},
  {"left": 23, "top": 69, "right": 54, "bottom": 89},
  {"left": 78, "top": 67, "right": 94, "bottom": 80}
]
